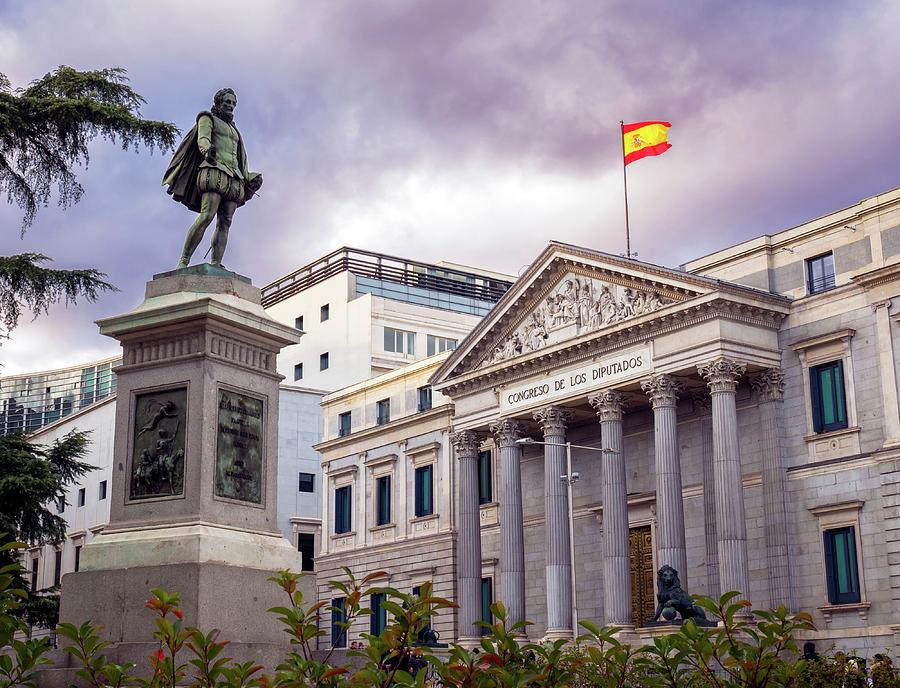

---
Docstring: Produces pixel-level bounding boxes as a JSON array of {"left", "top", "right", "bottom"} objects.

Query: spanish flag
[{"left": 622, "top": 121, "right": 672, "bottom": 166}]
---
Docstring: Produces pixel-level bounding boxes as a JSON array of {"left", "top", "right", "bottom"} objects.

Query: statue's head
[
  {"left": 657, "top": 564, "right": 681, "bottom": 591},
  {"left": 212, "top": 88, "right": 237, "bottom": 121}
]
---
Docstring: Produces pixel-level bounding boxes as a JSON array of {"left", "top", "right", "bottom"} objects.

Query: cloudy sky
[{"left": 2, "top": 0, "right": 899, "bottom": 375}]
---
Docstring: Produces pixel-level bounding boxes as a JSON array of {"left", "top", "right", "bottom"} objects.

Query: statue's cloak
[{"left": 162, "top": 111, "right": 250, "bottom": 213}]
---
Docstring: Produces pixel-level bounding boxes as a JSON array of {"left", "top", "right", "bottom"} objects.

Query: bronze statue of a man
[{"left": 162, "top": 88, "right": 263, "bottom": 268}]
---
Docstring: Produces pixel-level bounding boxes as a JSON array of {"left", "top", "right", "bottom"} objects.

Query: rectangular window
[
  {"left": 331, "top": 597, "right": 347, "bottom": 648},
  {"left": 53, "top": 549, "right": 62, "bottom": 587},
  {"left": 370, "top": 592, "right": 387, "bottom": 635},
  {"left": 478, "top": 450, "right": 492, "bottom": 505},
  {"left": 376, "top": 475, "right": 391, "bottom": 526},
  {"left": 77, "top": 487, "right": 86, "bottom": 507},
  {"left": 298, "top": 472, "right": 315, "bottom": 493},
  {"left": 57, "top": 496, "right": 65, "bottom": 513},
  {"left": 807, "top": 253, "right": 836, "bottom": 294},
  {"left": 98, "top": 480, "right": 107, "bottom": 501},
  {"left": 383, "top": 327, "right": 415, "bottom": 355},
  {"left": 320, "top": 352, "right": 329, "bottom": 371},
  {"left": 414, "top": 465, "right": 433, "bottom": 517},
  {"left": 30, "top": 557, "right": 39, "bottom": 591},
  {"left": 427, "top": 335, "right": 458, "bottom": 357},
  {"left": 294, "top": 363, "right": 303, "bottom": 381},
  {"left": 334, "top": 485, "right": 352, "bottom": 534},
  {"left": 823, "top": 526, "right": 861, "bottom": 604},
  {"left": 810, "top": 360, "right": 848, "bottom": 433},
  {"left": 417, "top": 386, "right": 432, "bottom": 412},
  {"left": 295, "top": 315, "right": 304, "bottom": 330},
  {"left": 297, "top": 533, "right": 315, "bottom": 572},
  {"left": 481, "top": 577, "right": 493, "bottom": 634},
  {"left": 320, "top": 304, "right": 330, "bottom": 321},
  {"left": 376, "top": 399, "right": 390, "bottom": 425},
  {"left": 74, "top": 545, "right": 82, "bottom": 572},
  {"left": 338, "top": 411, "right": 351, "bottom": 437}
]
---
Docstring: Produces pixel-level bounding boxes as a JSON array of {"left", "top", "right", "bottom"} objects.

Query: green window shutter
[
  {"left": 810, "top": 366, "right": 823, "bottom": 433},
  {"left": 478, "top": 450, "right": 492, "bottom": 504},
  {"left": 824, "top": 526, "right": 860, "bottom": 605},
  {"left": 480, "top": 577, "right": 493, "bottom": 634}
]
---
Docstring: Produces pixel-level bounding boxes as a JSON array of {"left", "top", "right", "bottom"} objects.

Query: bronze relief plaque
[
  {"left": 215, "top": 389, "right": 263, "bottom": 504},
  {"left": 130, "top": 388, "right": 187, "bottom": 499}
]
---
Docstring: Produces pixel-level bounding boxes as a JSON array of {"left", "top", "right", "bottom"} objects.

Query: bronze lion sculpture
[{"left": 649, "top": 565, "right": 708, "bottom": 624}]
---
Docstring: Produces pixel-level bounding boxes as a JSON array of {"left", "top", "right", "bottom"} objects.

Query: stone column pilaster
[
  {"left": 533, "top": 405, "right": 574, "bottom": 639},
  {"left": 698, "top": 357, "right": 751, "bottom": 600},
  {"left": 452, "top": 430, "right": 482, "bottom": 642},
  {"left": 750, "top": 368, "right": 793, "bottom": 609},
  {"left": 588, "top": 390, "right": 632, "bottom": 628},
  {"left": 873, "top": 300, "right": 900, "bottom": 446},
  {"left": 641, "top": 374, "right": 688, "bottom": 586},
  {"left": 489, "top": 419, "right": 527, "bottom": 631},
  {"left": 692, "top": 391, "right": 719, "bottom": 597}
]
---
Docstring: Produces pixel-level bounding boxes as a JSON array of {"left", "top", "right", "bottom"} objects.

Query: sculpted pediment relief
[{"left": 480, "top": 272, "right": 675, "bottom": 367}]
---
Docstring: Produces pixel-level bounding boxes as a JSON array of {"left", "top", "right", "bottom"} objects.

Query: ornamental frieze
[{"left": 481, "top": 273, "right": 673, "bottom": 367}]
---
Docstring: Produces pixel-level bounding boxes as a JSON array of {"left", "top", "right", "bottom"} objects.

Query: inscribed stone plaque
[
  {"left": 130, "top": 388, "right": 187, "bottom": 499},
  {"left": 215, "top": 389, "right": 263, "bottom": 503}
]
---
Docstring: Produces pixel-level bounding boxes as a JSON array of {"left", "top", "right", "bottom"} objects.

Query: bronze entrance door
[{"left": 629, "top": 525, "right": 655, "bottom": 626}]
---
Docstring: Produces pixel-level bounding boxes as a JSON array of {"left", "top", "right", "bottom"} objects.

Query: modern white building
[{"left": 261, "top": 247, "right": 514, "bottom": 391}]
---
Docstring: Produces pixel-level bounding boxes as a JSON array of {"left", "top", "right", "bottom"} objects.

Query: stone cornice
[
  {"left": 436, "top": 295, "right": 787, "bottom": 398},
  {"left": 788, "top": 328, "right": 855, "bottom": 352},
  {"left": 850, "top": 262, "right": 900, "bottom": 289},
  {"left": 315, "top": 405, "right": 451, "bottom": 456}
]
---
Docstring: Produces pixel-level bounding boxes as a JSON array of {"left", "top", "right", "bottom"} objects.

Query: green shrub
[{"left": 0, "top": 550, "right": 897, "bottom": 687}]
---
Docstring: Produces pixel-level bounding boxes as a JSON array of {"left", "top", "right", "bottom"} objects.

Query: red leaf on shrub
[
  {"left": 322, "top": 668, "right": 349, "bottom": 678},
  {"left": 480, "top": 654, "right": 503, "bottom": 666},
  {"left": 173, "top": 608, "right": 184, "bottom": 619},
  {"left": 153, "top": 649, "right": 165, "bottom": 663}
]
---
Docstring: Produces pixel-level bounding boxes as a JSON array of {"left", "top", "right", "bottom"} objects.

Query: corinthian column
[
  {"left": 641, "top": 374, "right": 688, "bottom": 586},
  {"left": 697, "top": 357, "right": 750, "bottom": 600},
  {"left": 489, "top": 418, "right": 527, "bottom": 631},
  {"left": 750, "top": 369, "right": 792, "bottom": 609},
  {"left": 452, "top": 430, "right": 482, "bottom": 643},
  {"left": 588, "top": 390, "right": 632, "bottom": 628},
  {"left": 533, "top": 405, "right": 574, "bottom": 639}
]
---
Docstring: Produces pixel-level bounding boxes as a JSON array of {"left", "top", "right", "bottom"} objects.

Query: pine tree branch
[{"left": 0, "top": 253, "right": 117, "bottom": 333}]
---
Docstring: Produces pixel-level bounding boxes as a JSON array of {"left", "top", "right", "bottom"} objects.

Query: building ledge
[
  {"left": 818, "top": 602, "right": 870, "bottom": 624},
  {"left": 803, "top": 425, "right": 860, "bottom": 444}
]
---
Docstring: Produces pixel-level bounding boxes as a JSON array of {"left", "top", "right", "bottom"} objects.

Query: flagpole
[{"left": 620, "top": 120, "right": 632, "bottom": 259}]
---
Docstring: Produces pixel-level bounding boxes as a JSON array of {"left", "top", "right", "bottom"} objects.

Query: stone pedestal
[{"left": 57, "top": 265, "right": 303, "bottom": 671}]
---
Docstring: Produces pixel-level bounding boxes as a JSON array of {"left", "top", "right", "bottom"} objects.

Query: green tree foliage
[
  {"left": 0, "top": 66, "right": 178, "bottom": 231},
  {"left": 0, "top": 431, "right": 94, "bottom": 628},
  {"left": 0, "top": 252, "right": 115, "bottom": 333},
  {"left": 0, "top": 66, "right": 177, "bottom": 334}
]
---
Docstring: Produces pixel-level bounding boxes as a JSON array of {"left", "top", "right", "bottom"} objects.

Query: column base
[
  {"left": 457, "top": 635, "right": 484, "bottom": 650},
  {"left": 542, "top": 628, "right": 574, "bottom": 643}
]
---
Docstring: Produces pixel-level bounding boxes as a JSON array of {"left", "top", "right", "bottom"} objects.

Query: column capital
[
  {"left": 451, "top": 430, "right": 480, "bottom": 458},
  {"left": 640, "top": 374, "right": 683, "bottom": 408},
  {"left": 697, "top": 357, "right": 746, "bottom": 393},
  {"left": 533, "top": 406, "right": 574, "bottom": 435},
  {"left": 489, "top": 419, "right": 525, "bottom": 447},
  {"left": 750, "top": 368, "right": 785, "bottom": 402},
  {"left": 588, "top": 390, "right": 627, "bottom": 421},
  {"left": 690, "top": 389, "right": 712, "bottom": 413}
]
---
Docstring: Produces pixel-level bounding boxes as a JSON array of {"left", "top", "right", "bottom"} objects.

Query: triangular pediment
[{"left": 432, "top": 242, "right": 725, "bottom": 385}]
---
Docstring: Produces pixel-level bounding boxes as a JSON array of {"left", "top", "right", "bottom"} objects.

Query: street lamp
[{"left": 516, "top": 436, "right": 619, "bottom": 639}]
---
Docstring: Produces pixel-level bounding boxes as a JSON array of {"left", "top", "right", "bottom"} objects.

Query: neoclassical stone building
[{"left": 322, "top": 187, "right": 900, "bottom": 656}]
